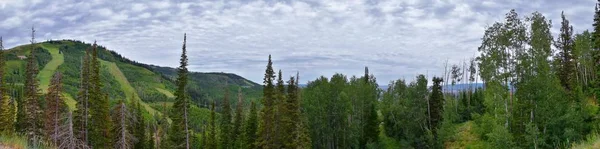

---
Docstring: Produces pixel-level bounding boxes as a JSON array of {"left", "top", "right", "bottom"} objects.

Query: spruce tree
[
  {"left": 429, "top": 77, "right": 444, "bottom": 138},
  {"left": 244, "top": 101, "right": 258, "bottom": 149},
  {"left": 23, "top": 27, "right": 44, "bottom": 141},
  {"left": 74, "top": 48, "right": 91, "bottom": 144},
  {"left": 169, "top": 33, "right": 191, "bottom": 149},
  {"left": 219, "top": 84, "right": 232, "bottom": 149},
  {"left": 89, "top": 42, "right": 113, "bottom": 148},
  {"left": 134, "top": 98, "right": 147, "bottom": 149},
  {"left": 0, "top": 36, "right": 15, "bottom": 135},
  {"left": 45, "top": 72, "right": 65, "bottom": 145},
  {"left": 555, "top": 11, "right": 577, "bottom": 93},
  {"left": 361, "top": 67, "right": 379, "bottom": 147},
  {"left": 232, "top": 88, "right": 244, "bottom": 149},
  {"left": 272, "top": 70, "right": 285, "bottom": 148},
  {"left": 257, "top": 55, "right": 276, "bottom": 149},
  {"left": 281, "top": 76, "right": 298, "bottom": 148},
  {"left": 207, "top": 101, "right": 217, "bottom": 149}
]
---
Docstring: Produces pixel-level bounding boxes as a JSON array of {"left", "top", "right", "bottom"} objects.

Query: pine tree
[
  {"left": 169, "top": 33, "right": 191, "bottom": 149},
  {"left": 23, "top": 26, "right": 44, "bottom": 142},
  {"left": 429, "top": 77, "right": 444, "bottom": 138},
  {"left": 555, "top": 11, "right": 577, "bottom": 93},
  {"left": 207, "top": 101, "right": 217, "bottom": 149},
  {"left": 232, "top": 88, "right": 244, "bottom": 149},
  {"left": 112, "top": 100, "right": 134, "bottom": 149},
  {"left": 258, "top": 55, "right": 276, "bottom": 149},
  {"left": 219, "top": 84, "right": 232, "bottom": 149},
  {"left": 0, "top": 36, "right": 15, "bottom": 135},
  {"left": 272, "top": 70, "right": 285, "bottom": 148},
  {"left": 361, "top": 67, "right": 379, "bottom": 147},
  {"left": 133, "top": 98, "right": 147, "bottom": 149},
  {"left": 74, "top": 48, "right": 91, "bottom": 144},
  {"left": 294, "top": 73, "right": 311, "bottom": 149},
  {"left": 244, "top": 101, "right": 258, "bottom": 149},
  {"left": 89, "top": 42, "right": 113, "bottom": 148},
  {"left": 45, "top": 72, "right": 65, "bottom": 145},
  {"left": 281, "top": 76, "right": 298, "bottom": 148}
]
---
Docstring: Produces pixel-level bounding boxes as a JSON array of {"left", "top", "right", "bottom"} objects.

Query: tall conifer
[
  {"left": 89, "top": 42, "right": 113, "bottom": 148},
  {"left": 169, "top": 33, "right": 191, "bottom": 149},
  {"left": 23, "top": 27, "right": 44, "bottom": 141}
]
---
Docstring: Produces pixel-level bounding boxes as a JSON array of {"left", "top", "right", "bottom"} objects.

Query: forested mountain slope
[{"left": 4, "top": 40, "right": 262, "bottom": 114}]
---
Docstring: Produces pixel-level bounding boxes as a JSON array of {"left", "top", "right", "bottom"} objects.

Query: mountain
[{"left": 4, "top": 40, "right": 262, "bottom": 120}]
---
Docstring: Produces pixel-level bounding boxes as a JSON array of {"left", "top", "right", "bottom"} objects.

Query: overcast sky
[{"left": 0, "top": 0, "right": 596, "bottom": 85}]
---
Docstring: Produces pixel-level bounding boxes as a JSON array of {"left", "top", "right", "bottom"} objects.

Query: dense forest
[{"left": 4, "top": 2, "right": 600, "bottom": 149}]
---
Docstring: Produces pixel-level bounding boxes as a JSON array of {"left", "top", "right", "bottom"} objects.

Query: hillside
[{"left": 4, "top": 39, "right": 262, "bottom": 119}]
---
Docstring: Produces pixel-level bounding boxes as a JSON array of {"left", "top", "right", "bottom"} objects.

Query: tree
[
  {"left": 361, "top": 67, "right": 380, "bottom": 147},
  {"left": 206, "top": 101, "right": 217, "bottom": 149},
  {"left": 169, "top": 33, "right": 191, "bottom": 149},
  {"left": 74, "top": 48, "right": 91, "bottom": 144},
  {"left": 281, "top": 76, "right": 298, "bottom": 148},
  {"left": 89, "top": 42, "right": 113, "bottom": 148},
  {"left": 112, "top": 100, "right": 134, "bottom": 149},
  {"left": 219, "top": 84, "right": 233, "bottom": 149},
  {"left": 23, "top": 26, "right": 44, "bottom": 142},
  {"left": 0, "top": 36, "right": 15, "bottom": 135},
  {"left": 133, "top": 98, "right": 147, "bottom": 149},
  {"left": 430, "top": 77, "right": 444, "bottom": 137},
  {"left": 244, "top": 101, "right": 258, "bottom": 149},
  {"left": 555, "top": 11, "right": 577, "bottom": 93},
  {"left": 258, "top": 55, "right": 276, "bottom": 149},
  {"left": 232, "top": 88, "right": 244, "bottom": 149},
  {"left": 45, "top": 72, "right": 66, "bottom": 145},
  {"left": 57, "top": 112, "right": 89, "bottom": 149}
]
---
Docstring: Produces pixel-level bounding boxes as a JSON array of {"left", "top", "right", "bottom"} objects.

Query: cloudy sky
[{"left": 0, "top": 0, "right": 596, "bottom": 85}]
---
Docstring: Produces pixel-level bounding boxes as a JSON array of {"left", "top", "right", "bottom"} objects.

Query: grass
[
  {"left": 102, "top": 60, "right": 161, "bottom": 118},
  {"left": 37, "top": 43, "right": 64, "bottom": 93},
  {"left": 444, "top": 121, "right": 489, "bottom": 149},
  {"left": 155, "top": 87, "right": 175, "bottom": 98},
  {"left": 63, "top": 93, "right": 77, "bottom": 111},
  {"left": 572, "top": 133, "right": 600, "bottom": 149},
  {"left": 0, "top": 134, "right": 53, "bottom": 149}
]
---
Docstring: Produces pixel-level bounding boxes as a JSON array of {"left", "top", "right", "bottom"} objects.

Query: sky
[{"left": 0, "top": 0, "right": 597, "bottom": 85}]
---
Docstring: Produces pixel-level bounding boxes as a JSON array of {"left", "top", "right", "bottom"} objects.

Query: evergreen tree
[
  {"left": 207, "top": 101, "right": 217, "bottom": 149},
  {"left": 169, "top": 33, "right": 191, "bottom": 149},
  {"left": 258, "top": 55, "right": 276, "bottom": 149},
  {"left": 219, "top": 84, "right": 232, "bottom": 149},
  {"left": 232, "top": 88, "right": 244, "bottom": 149},
  {"left": 244, "top": 101, "right": 258, "bottom": 149},
  {"left": 281, "top": 76, "right": 298, "bottom": 148},
  {"left": 45, "top": 72, "right": 65, "bottom": 145},
  {"left": 361, "top": 67, "right": 379, "bottom": 147},
  {"left": 89, "top": 42, "right": 113, "bottom": 148},
  {"left": 430, "top": 77, "right": 444, "bottom": 137},
  {"left": 0, "top": 36, "right": 15, "bottom": 135},
  {"left": 134, "top": 98, "right": 147, "bottom": 149},
  {"left": 555, "top": 11, "right": 577, "bottom": 93},
  {"left": 74, "top": 48, "right": 91, "bottom": 144},
  {"left": 23, "top": 27, "right": 44, "bottom": 141}
]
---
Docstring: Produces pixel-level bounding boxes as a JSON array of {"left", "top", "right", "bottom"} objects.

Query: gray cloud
[{"left": 0, "top": 0, "right": 596, "bottom": 85}]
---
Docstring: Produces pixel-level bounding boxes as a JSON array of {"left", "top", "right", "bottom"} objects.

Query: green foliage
[
  {"left": 169, "top": 34, "right": 191, "bottom": 149},
  {"left": 244, "top": 101, "right": 258, "bottom": 149},
  {"left": 219, "top": 87, "right": 233, "bottom": 149},
  {"left": 381, "top": 75, "right": 431, "bottom": 148}
]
